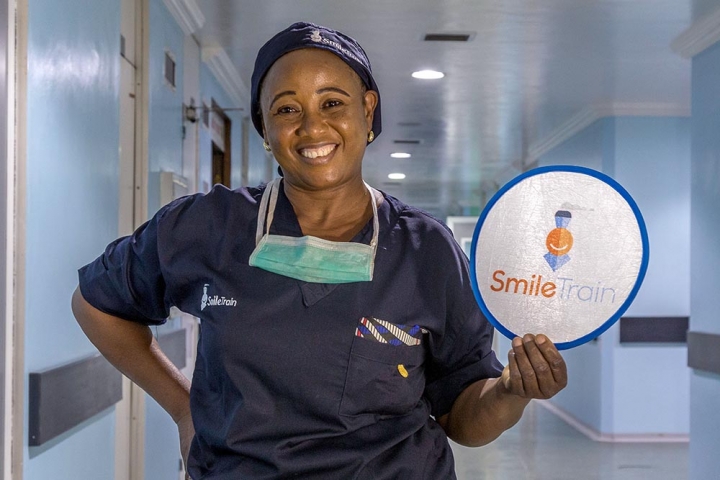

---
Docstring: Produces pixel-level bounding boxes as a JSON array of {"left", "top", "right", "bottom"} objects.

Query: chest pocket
[{"left": 339, "top": 335, "right": 426, "bottom": 417}]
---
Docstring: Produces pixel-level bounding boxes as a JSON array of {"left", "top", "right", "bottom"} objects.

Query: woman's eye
[
  {"left": 276, "top": 106, "right": 298, "bottom": 115},
  {"left": 324, "top": 99, "right": 343, "bottom": 108}
]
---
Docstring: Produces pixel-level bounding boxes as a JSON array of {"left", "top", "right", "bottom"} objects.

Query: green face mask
[{"left": 248, "top": 179, "right": 379, "bottom": 284}]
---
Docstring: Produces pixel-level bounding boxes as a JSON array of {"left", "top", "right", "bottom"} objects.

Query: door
[
  {"left": 211, "top": 141, "right": 228, "bottom": 186},
  {"left": 210, "top": 100, "right": 232, "bottom": 188}
]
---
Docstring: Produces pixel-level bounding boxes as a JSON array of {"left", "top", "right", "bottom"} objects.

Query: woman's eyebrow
[
  {"left": 317, "top": 87, "right": 350, "bottom": 97},
  {"left": 269, "top": 90, "right": 295, "bottom": 109}
]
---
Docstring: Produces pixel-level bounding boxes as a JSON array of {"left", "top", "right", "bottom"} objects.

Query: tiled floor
[{"left": 451, "top": 403, "right": 689, "bottom": 480}]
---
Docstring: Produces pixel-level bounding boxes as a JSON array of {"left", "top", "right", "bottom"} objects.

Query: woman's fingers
[
  {"left": 521, "top": 334, "right": 557, "bottom": 398},
  {"left": 507, "top": 334, "right": 567, "bottom": 399},
  {"left": 512, "top": 336, "right": 542, "bottom": 397},
  {"left": 505, "top": 348, "right": 524, "bottom": 397},
  {"left": 536, "top": 334, "right": 568, "bottom": 390}
]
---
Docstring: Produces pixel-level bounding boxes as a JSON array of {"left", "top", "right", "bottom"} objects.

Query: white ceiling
[{"left": 194, "top": 0, "right": 694, "bottom": 218}]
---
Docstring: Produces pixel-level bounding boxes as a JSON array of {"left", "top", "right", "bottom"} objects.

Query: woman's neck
[{"left": 282, "top": 178, "right": 379, "bottom": 242}]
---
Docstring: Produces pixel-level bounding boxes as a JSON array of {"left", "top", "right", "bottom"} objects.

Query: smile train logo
[
  {"left": 201, "top": 283, "right": 237, "bottom": 311},
  {"left": 310, "top": 29, "right": 322, "bottom": 43},
  {"left": 544, "top": 210, "right": 573, "bottom": 271},
  {"left": 201, "top": 284, "right": 209, "bottom": 311}
]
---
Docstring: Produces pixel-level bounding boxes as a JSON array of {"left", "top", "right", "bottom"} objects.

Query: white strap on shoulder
[
  {"left": 364, "top": 182, "right": 380, "bottom": 249},
  {"left": 254, "top": 178, "right": 281, "bottom": 244}
]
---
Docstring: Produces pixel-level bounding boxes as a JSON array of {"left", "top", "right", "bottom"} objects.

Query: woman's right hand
[{"left": 177, "top": 411, "right": 195, "bottom": 480}]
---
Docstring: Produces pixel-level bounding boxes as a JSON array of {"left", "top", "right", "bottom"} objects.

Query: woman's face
[{"left": 260, "top": 48, "right": 378, "bottom": 192}]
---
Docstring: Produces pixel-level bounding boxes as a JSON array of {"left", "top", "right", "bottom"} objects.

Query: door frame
[
  {"left": 11, "top": 0, "right": 25, "bottom": 477},
  {"left": 128, "top": 0, "right": 150, "bottom": 479},
  {"left": 0, "top": 0, "right": 14, "bottom": 477},
  {"left": 116, "top": 0, "right": 151, "bottom": 478}
]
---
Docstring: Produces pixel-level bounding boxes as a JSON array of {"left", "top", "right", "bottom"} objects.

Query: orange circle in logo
[{"left": 546, "top": 228, "right": 574, "bottom": 256}]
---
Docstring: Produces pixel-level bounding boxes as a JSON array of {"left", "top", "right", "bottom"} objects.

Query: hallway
[
  {"left": 1, "top": 0, "right": 719, "bottom": 478},
  {"left": 452, "top": 403, "right": 689, "bottom": 480}
]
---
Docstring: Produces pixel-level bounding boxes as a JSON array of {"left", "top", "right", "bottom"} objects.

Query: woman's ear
[{"left": 363, "top": 90, "right": 379, "bottom": 130}]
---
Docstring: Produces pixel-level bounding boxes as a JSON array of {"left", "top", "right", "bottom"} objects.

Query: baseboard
[{"left": 536, "top": 400, "right": 690, "bottom": 443}]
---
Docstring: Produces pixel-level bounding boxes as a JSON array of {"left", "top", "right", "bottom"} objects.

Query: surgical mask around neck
[{"left": 248, "top": 179, "right": 379, "bottom": 283}]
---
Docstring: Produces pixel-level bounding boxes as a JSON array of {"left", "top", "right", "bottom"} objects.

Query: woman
[{"left": 73, "top": 22, "right": 567, "bottom": 479}]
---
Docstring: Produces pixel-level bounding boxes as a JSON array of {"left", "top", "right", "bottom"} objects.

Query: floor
[{"left": 451, "top": 403, "right": 689, "bottom": 480}]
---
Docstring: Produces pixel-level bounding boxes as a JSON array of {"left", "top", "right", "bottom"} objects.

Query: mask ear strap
[
  {"left": 255, "top": 178, "right": 280, "bottom": 244},
  {"left": 364, "top": 183, "right": 380, "bottom": 281},
  {"left": 365, "top": 182, "right": 380, "bottom": 250},
  {"left": 265, "top": 179, "right": 281, "bottom": 235}
]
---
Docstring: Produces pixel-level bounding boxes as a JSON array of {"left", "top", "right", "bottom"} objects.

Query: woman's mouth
[{"left": 299, "top": 144, "right": 337, "bottom": 159}]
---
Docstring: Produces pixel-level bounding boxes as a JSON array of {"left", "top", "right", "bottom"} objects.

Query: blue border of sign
[{"left": 469, "top": 165, "right": 650, "bottom": 350}]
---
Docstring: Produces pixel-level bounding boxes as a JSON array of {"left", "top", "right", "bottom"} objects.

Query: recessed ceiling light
[
  {"left": 412, "top": 70, "right": 444, "bottom": 80},
  {"left": 391, "top": 152, "right": 411, "bottom": 159},
  {"left": 388, "top": 173, "right": 406, "bottom": 180}
]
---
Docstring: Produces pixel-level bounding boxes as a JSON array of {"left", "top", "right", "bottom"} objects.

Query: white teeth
[{"left": 300, "top": 145, "right": 335, "bottom": 158}]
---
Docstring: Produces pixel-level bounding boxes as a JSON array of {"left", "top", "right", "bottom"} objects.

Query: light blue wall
[
  {"left": 613, "top": 117, "right": 691, "bottom": 317},
  {"left": 146, "top": 395, "right": 183, "bottom": 480},
  {"left": 538, "top": 118, "right": 610, "bottom": 171},
  {"left": 689, "top": 39, "right": 720, "bottom": 479},
  {"left": 538, "top": 116, "right": 691, "bottom": 436},
  {"left": 610, "top": 117, "right": 690, "bottom": 435},
  {"left": 148, "top": 0, "right": 185, "bottom": 216},
  {"left": 25, "top": 0, "right": 121, "bottom": 478}
]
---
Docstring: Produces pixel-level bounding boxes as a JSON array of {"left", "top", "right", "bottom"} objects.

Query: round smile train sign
[{"left": 470, "top": 166, "right": 649, "bottom": 350}]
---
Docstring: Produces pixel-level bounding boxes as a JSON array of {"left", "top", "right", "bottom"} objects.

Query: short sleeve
[
  {"left": 420, "top": 225, "right": 504, "bottom": 418},
  {"left": 78, "top": 203, "right": 179, "bottom": 326}
]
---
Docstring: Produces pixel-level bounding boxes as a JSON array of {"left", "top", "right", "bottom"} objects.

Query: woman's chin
[{"left": 285, "top": 172, "right": 360, "bottom": 192}]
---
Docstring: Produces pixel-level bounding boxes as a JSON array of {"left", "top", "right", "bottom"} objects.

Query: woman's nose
[{"left": 297, "top": 109, "right": 326, "bottom": 137}]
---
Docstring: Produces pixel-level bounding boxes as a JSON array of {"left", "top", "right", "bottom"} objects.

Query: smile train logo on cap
[
  {"left": 306, "top": 28, "right": 363, "bottom": 65},
  {"left": 544, "top": 210, "right": 573, "bottom": 271}
]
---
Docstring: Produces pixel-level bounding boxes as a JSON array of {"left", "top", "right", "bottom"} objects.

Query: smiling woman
[
  {"left": 259, "top": 49, "right": 377, "bottom": 200},
  {"left": 249, "top": 24, "right": 382, "bottom": 242},
  {"left": 73, "top": 21, "right": 567, "bottom": 480}
]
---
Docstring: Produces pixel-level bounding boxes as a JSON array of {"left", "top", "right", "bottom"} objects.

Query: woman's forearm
[
  {"left": 71, "top": 287, "right": 191, "bottom": 422},
  {"left": 437, "top": 334, "right": 567, "bottom": 447},
  {"left": 437, "top": 376, "right": 530, "bottom": 447}
]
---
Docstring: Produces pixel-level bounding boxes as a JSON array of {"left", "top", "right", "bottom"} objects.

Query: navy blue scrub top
[{"left": 79, "top": 183, "right": 503, "bottom": 480}]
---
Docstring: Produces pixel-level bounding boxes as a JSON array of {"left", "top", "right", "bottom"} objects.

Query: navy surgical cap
[{"left": 251, "top": 22, "right": 382, "bottom": 140}]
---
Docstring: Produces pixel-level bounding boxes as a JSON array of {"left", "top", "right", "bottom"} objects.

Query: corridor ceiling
[{"left": 194, "top": 0, "right": 698, "bottom": 218}]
